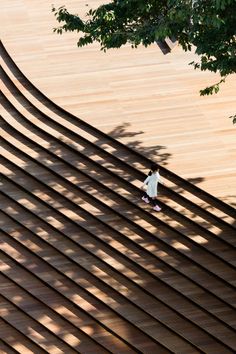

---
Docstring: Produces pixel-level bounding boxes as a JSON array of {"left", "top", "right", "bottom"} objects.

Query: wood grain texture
[
  {"left": 1, "top": 1, "right": 236, "bottom": 353},
  {"left": 0, "top": 0, "right": 235, "bottom": 208}
]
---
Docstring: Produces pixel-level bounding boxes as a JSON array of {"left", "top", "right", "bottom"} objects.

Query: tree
[{"left": 52, "top": 0, "right": 236, "bottom": 122}]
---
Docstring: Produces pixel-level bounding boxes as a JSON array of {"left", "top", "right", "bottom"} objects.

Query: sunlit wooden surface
[
  {"left": 0, "top": 0, "right": 235, "bottom": 208},
  {"left": 1, "top": 2, "right": 236, "bottom": 353}
]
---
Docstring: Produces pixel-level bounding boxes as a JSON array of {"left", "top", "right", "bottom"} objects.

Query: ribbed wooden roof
[{"left": 0, "top": 1, "right": 236, "bottom": 353}]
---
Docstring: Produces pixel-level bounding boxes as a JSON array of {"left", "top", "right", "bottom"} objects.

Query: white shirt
[{"left": 143, "top": 172, "right": 162, "bottom": 197}]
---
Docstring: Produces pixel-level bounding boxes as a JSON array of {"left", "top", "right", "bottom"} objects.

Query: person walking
[{"left": 141, "top": 163, "right": 163, "bottom": 211}]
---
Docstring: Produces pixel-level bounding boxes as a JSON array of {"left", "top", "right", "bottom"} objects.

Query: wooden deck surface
[
  {"left": 1, "top": 2, "right": 236, "bottom": 354},
  {"left": 0, "top": 0, "right": 235, "bottom": 208}
]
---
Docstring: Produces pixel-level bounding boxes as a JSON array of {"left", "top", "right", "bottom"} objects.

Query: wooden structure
[
  {"left": 0, "top": 1, "right": 236, "bottom": 353},
  {"left": 0, "top": 0, "right": 235, "bottom": 206}
]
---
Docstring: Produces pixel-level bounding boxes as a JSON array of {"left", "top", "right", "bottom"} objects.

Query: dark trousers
[{"left": 143, "top": 192, "right": 159, "bottom": 206}]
